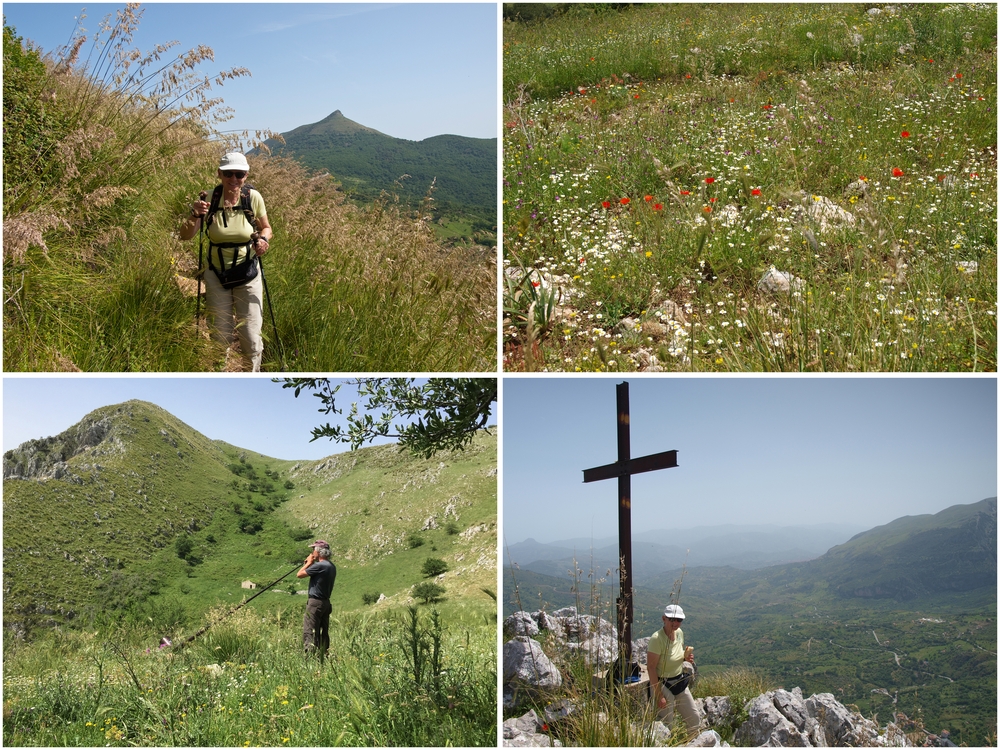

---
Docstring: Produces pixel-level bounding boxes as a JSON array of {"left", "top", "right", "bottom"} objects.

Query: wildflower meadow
[{"left": 503, "top": 3, "right": 996, "bottom": 371}]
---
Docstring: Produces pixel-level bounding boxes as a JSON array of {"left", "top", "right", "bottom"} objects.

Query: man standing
[{"left": 297, "top": 540, "right": 336, "bottom": 661}]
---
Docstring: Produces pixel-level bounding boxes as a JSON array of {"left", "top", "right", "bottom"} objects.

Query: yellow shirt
[
  {"left": 648, "top": 627, "right": 685, "bottom": 679},
  {"left": 207, "top": 188, "right": 267, "bottom": 267}
]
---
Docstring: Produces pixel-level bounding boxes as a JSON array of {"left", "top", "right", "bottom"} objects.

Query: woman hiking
[{"left": 180, "top": 153, "right": 273, "bottom": 372}]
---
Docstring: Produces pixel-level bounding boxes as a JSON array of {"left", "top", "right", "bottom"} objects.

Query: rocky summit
[{"left": 503, "top": 607, "right": 915, "bottom": 747}]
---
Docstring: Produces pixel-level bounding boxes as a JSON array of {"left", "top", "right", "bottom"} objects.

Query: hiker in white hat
[
  {"left": 179, "top": 152, "right": 273, "bottom": 371},
  {"left": 647, "top": 604, "right": 701, "bottom": 735}
]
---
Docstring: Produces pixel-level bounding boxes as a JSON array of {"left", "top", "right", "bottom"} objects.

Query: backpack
[{"left": 204, "top": 183, "right": 260, "bottom": 289}]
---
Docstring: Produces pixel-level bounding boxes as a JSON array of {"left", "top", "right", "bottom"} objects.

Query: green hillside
[
  {"left": 3, "top": 400, "right": 497, "bottom": 639},
  {"left": 265, "top": 110, "right": 497, "bottom": 242}
]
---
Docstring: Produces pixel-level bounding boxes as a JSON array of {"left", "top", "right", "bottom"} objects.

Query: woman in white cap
[
  {"left": 647, "top": 604, "right": 701, "bottom": 735},
  {"left": 180, "top": 152, "right": 273, "bottom": 371}
]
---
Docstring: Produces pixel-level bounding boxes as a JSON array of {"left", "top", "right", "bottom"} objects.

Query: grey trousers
[{"left": 302, "top": 597, "right": 331, "bottom": 658}]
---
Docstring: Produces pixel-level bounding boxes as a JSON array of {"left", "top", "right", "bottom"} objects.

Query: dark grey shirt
[{"left": 304, "top": 559, "right": 336, "bottom": 600}]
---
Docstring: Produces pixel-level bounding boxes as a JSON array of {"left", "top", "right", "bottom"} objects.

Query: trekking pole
[
  {"left": 254, "top": 242, "right": 287, "bottom": 371},
  {"left": 177, "top": 563, "right": 300, "bottom": 648},
  {"left": 195, "top": 191, "right": 207, "bottom": 329}
]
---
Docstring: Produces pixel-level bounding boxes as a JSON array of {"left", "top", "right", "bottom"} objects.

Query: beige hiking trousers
[
  {"left": 204, "top": 267, "right": 264, "bottom": 372},
  {"left": 656, "top": 685, "right": 701, "bottom": 734}
]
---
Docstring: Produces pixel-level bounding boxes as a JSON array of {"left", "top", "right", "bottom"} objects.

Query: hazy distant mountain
[
  {"left": 263, "top": 110, "right": 496, "bottom": 229},
  {"left": 505, "top": 498, "right": 998, "bottom": 612},
  {"left": 802, "top": 496, "right": 997, "bottom": 600},
  {"left": 505, "top": 522, "right": 866, "bottom": 578}
]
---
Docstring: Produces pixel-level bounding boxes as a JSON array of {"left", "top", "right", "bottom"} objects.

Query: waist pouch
[
  {"left": 210, "top": 242, "right": 258, "bottom": 289},
  {"left": 661, "top": 672, "right": 690, "bottom": 696}
]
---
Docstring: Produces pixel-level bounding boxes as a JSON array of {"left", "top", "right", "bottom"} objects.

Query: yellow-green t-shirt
[
  {"left": 207, "top": 188, "right": 267, "bottom": 267},
  {"left": 648, "top": 627, "right": 685, "bottom": 680}
]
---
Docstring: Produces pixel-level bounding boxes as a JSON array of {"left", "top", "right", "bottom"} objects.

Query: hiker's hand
[
  {"left": 254, "top": 236, "right": 269, "bottom": 256},
  {"left": 658, "top": 696, "right": 667, "bottom": 710},
  {"left": 685, "top": 650, "right": 694, "bottom": 663},
  {"left": 191, "top": 199, "right": 209, "bottom": 219}
]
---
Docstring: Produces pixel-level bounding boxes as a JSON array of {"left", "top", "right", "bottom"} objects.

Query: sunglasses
[
  {"left": 664, "top": 617, "right": 682, "bottom": 623},
  {"left": 222, "top": 171, "right": 246, "bottom": 179}
]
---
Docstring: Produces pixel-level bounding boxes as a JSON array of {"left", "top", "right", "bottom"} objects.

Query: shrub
[
  {"left": 174, "top": 535, "right": 193, "bottom": 560},
  {"left": 407, "top": 533, "right": 425, "bottom": 549},
  {"left": 445, "top": 521, "right": 460, "bottom": 535},
  {"left": 412, "top": 581, "right": 445, "bottom": 604},
  {"left": 421, "top": 558, "right": 448, "bottom": 577},
  {"left": 362, "top": 592, "right": 381, "bottom": 606},
  {"left": 288, "top": 526, "right": 313, "bottom": 542}
]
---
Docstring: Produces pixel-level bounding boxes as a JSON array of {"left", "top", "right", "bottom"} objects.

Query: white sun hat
[
  {"left": 663, "top": 604, "right": 685, "bottom": 620},
  {"left": 219, "top": 152, "right": 249, "bottom": 172}
]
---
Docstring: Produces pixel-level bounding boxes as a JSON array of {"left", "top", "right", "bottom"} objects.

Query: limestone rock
[
  {"left": 758, "top": 266, "right": 805, "bottom": 294},
  {"left": 697, "top": 695, "right": 734, "bottom": 728},
  {"left": 687, "top": 729, "right": 725, "bottom": 747},
  {"left": 505, "top": 611, "right": 540, "bottom": 637},
  {"left": 503, "top": 709, "right": 562, "bottom": 747},
  {"left": 503, "top": 636, "right": 562, "bottom": 689}
]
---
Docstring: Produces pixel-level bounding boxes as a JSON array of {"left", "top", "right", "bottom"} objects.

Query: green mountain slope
[
  {"left": 3, "top": 400, "right": 497, "bottom": 638},
  {"left": 265, "top": 110, "right": 497, "bottom": 229}
]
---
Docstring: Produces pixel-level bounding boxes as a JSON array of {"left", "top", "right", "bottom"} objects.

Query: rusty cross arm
[{"left": 583, "top": 449, "right": 678, "bottom": 484}]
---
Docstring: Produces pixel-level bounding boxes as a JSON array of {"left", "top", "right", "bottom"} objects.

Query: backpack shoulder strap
[
  {"left": 205, "top": 184, "right": 224, "bottom": 229},
  {"left": 241, "top": 184, "right": 258, "bottom": 230}
]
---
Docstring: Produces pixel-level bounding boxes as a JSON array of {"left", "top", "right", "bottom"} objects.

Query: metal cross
[{"left": 582, "top": 381, "right": 678, "bottom": 673}]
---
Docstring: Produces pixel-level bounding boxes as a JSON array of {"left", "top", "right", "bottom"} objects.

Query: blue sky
[
  {"left": 3, "top": 377, "right": 500, "bottom": 461},
  {"left": 1, "top": 3, "right": 497, "bottom": 142},
  {"left": 503, "top": 377, "right": 997, "bottom": 543}
]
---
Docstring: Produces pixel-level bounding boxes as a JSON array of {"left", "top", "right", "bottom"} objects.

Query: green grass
[
  {"left": 503, "top": 3, "right": 997, "bottom": 371},
  {"left": 3, "top": 602, "right": 496, "bottom": 746}
]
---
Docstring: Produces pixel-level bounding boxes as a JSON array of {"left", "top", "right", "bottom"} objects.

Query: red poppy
[
  {"left": 928, "top": 58, "right": 934, "bottom": 63},
  {"left": 705, "top": 177, "right": 716, "bottom": 184},
  {"left": 531, "top": 280, "right": 541, "bottom": 288},
  {"left": 762, "top": 104, "right": 773, "bottom": 110},
  {"left": 729, "top": 98, "right": 735, "bottom": 103},
  {"left": 644, "top": 195, "right": 653, "bottom": 202},
  {"left": 680, "top": 190, "right": 691, "bottom": 196},
  {"left": 937, "top": 174, "right": 946, "bottom": 181},
  {"left": 620, "top": 197, "right": 630, "bottom": 205},
  {"left": 703, "top": 206, "right": 712, "bottom": 213},
  {"left": 653, "top": 203, "right": 663, "bottom": 211},
  {"left": 633, "top": 94, "right": 640, "bottom": 99},
  {"left": 900, "top": 131, "right": 910, "bottom": 138},
  {"left": 602, "top": 201, "right": 611, "bottom": 209},
  {"left": 685, "top": 73, "right": 692, "bottom": 79},
  {"left": 859, "top": 175, "right": 868, "bottom": 181},
  {"left": 970, "top": 172, "right": 980, "bottom": 179},
  {"left": 892, "top": 168, "right": 904, "bottom": 177},
  {"left": 751, "top": 188, "right": 762, "bottom": 197},
  {"left": 956, "top": 72, "right": 962, "bottom": 78},
  {"left": 709, "top": 197, "right": 717, "bottom": 203}
]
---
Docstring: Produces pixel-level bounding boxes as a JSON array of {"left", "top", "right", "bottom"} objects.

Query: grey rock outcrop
[
  {"left": 504, "top": 608, "right": 619, "bottom": 668},
  {"left": 731, "top": 688, "right": 910, "bottom": 747},
  {"left": 4, "top": 413, "right": 125, "bottom": 482},
  {"left": 503, "top": 636, "right": 562, "bottom": 689},
  {"left": 503, "top": 709, "right": 561, "bottom": 747}
]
